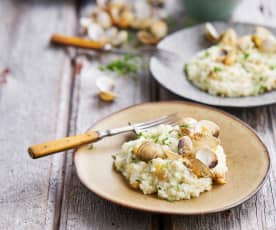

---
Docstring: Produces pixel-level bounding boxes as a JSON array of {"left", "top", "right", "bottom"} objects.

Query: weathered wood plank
[
  {"left": 58, "top": 1, "right": 156, "bottom": 229},
  {"left": 0, "top": 1, "right": 76, "bottom": 229},
  {"left": 162, "top": 0, "right": 276, "bottom": 229}
]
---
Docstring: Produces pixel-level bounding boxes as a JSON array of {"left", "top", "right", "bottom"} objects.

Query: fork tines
[{"left": 135, "top": 113, "right": 180, "bottom": 132}]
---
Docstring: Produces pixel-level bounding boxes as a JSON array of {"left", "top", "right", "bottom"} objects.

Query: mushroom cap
[
  {"left": 178, "top": 136, "right": 193, "bottom": 155},
  {"left": 195, "top": 148, "right": 218, "bottom": 169}
]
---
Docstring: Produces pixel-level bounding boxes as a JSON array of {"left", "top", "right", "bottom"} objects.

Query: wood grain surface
[{"left": 0, "top": 0, "right": 275, "bottom": 229}]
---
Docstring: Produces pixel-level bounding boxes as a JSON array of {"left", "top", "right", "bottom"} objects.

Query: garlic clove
[{"left": 195, "top": 148, "right": 218, "bottom": 168}]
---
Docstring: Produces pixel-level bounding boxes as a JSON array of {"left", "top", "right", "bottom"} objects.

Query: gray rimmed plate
[{"left": 150, "top": 22, "right": 276, "bottom": 107}]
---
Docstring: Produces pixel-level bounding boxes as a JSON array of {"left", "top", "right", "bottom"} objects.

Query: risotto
[
  {"left": 185, "top": 24, "right": 276, "bottom": 97},
  {"left": 113, "top": 117, "right": 228, "bottom": 201}
]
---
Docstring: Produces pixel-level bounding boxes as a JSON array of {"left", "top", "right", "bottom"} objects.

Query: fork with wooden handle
[
  {"left": 50, "top": 34, "right": 181, "bottom": 62},
  {"left": 28, "top": 113, "right": 179, "bottom": 159}
]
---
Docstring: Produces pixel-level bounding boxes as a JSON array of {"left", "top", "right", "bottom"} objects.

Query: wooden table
[{"left": 1, "top": 0, "right": 276, "bottom": 229}]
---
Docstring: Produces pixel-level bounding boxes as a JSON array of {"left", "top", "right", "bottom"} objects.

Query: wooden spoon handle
[
  {"left": 50, "top": 34, "right": 105, "bottom": 50},
  {"left": 28, "top": 131, "right": 100, "bottom": 159}
]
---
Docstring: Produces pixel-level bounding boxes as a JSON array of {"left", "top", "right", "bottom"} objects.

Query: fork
[
  {"left": 28, "top": 113, "right": 180, "bottom": 159},
  {"left": 50, "top": 34, "right": 181, "bottom": 65}
]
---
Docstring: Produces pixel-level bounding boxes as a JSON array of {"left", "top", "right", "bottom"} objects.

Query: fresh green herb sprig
[
  {"left": 214, "top": 66, "right": 222, "bottom": 72},
  {"left": 243, "top": 52, "right": 250, "bottom": 60},
  {"left": 99, "top": 54, "right": 141, "bottom": 77}
]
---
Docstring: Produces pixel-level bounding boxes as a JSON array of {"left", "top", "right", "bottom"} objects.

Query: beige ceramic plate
[{"left": 74, "top": 101, "right": 270, "bottom": 215}]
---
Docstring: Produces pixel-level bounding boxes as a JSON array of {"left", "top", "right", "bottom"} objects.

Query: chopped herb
[
  {"left": 167, "top": 198, "right": 174, "bottom": 202},
  {"left": 213, "top": 66, "right": 222, "bottom": 72},
  {"left": 127, "top": 31, "right": 134, "bottom": 42},
  {"left": 243, "top": 52, "right": 250, "bottom": 60},
  {"left": 136, "top": 179, "right": 141, "bottom": 183},
  {"left": 161, "top": 137, "right": 169, "bottom": 145},
  {"left": 180, "top": 124, "right": 190, "bottom": 128},
  {"left": 269, "top": 65, "right": 276, "bottom": 70},
  {"left": 259, "top": 85, "right": 267, "bottom": 93},
  {"left": 184, "top": 63, "right": 189, "bottom": 74},
  {"left": 204, "top": 51, "right": 210, "bottom": 57},
  {"left": 99, "top": 54, "right": 141, "bottom": 77},
  {"left": 87, "top": 144, "right": 94, "bottom": 150},
  {"left": 136, "top": 132, "right": 143, "bottom": 138}
]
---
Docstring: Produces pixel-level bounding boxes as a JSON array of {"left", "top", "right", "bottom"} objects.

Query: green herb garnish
[
  {"left": 259, "top": 85, "right": 267, "bottom": 93},
  {"left": 243, "top": 52, "right": 250, "bottom": 60},
  {"left": 269, "top": 65, "right": 276, "bottom": 70},
  {"left": 180, "top": 124, "right": 190, "bottom": 128},
  {"left": 214, "top": 66, "right": 222, "bottom": 72},
  {"left": 99, "top": 54, "right": 141, "bottom": 77},
  {"left": 204, "top": 51, "right": 210, "bottom": 57},
  {"left": 88, "top": 144, "right": 94, "bottom": 150},
  {"left": 184, "top": 64, "right": 189, "bottom": 74}
]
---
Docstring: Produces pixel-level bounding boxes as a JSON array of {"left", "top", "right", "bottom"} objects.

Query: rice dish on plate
[
  {"left": 113, "top": 117, "right": 228, "bottom": 201},
  {"left": 185, "top": 23, "right": 276, "bottom": 97}
]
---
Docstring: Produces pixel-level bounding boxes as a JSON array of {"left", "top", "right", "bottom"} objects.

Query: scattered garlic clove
[
  {"left": 137, "top": 31, "right": 159, "bottom": 45},
  {"left": 219, "top": 28, "right": 237, "bottom": 46},
  {"left": 150, "top": 20, "right": 168, "bottom": 39},
  {"left": 195, "top": 148, "right": 218, "bottom": 168},
  {"left": 178, "top": 136, "right": 193, "bottom": 155},
  {"left": 96, "top": 77, "right": 117, "bottom": 102},
  {"left": 195, "top": 120, "right": 220, "bottom": 137},
  {"left": 204, "top": 22, "right": 219, "bottom": 43},
  {"left": 88, "top": 22, "right": 105, "bottom": 41},
  {"left": 134, "top": 141, "right": 162, "bottom": 161}
]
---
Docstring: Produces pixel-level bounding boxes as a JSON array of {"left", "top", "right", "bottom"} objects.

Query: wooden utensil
[{"left": 28, "top": 113, "right": 179, "bottom": 159}]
